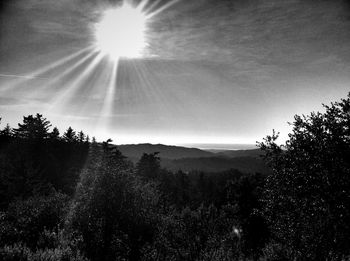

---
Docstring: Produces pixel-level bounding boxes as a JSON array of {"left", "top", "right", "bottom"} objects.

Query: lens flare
[{"left": 94, "top": 3, "right": 148, "bottom": 60}]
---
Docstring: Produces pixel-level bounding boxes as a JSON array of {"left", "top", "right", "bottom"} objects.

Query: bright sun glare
[{"left": 95, "top": 3, "right": 148, "bottom": 60}]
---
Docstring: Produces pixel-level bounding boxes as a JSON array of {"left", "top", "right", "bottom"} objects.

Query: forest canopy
[{"left": 0, "top": 93, "right": 349, "bottom": 260}]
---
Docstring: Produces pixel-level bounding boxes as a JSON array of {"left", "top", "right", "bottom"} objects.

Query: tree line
[
  {"left": 0, "top": 114, "right": 90, "bottom": 207},
  {"left": 0, "top": 93, "right": 350, "bottom": 260}
]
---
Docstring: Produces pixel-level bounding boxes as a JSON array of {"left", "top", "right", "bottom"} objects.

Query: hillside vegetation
[{"left": 0, "top": 93, "right": 349, "bottom": 260}]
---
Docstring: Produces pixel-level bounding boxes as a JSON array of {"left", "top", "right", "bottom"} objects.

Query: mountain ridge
[
  {"left": 117, "top": 143, "right": 215, "bottom": 159},
  {"left": 117, "top": 143, "right": 263, "bottom": 159},
  {"left": 116, "top": 143, "right": 269, "bottom": 174}
]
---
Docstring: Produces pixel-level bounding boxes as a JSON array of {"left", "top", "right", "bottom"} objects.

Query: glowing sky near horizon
[{"left": 0, "top": 0, "right": 350, "bottom": 147}]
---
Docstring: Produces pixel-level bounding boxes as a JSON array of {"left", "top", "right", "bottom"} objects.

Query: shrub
[{"left": 0, "top": 192, "right": 69, "bottom": 248}]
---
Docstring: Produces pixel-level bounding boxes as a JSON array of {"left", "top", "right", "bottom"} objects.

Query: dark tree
[
  {"left": 78, "top": 131, "right": 85, "bottom": 143},
  {"left": 12, "top": 113, "right": 51, "bottom": 140},
  {"left": 1, "top": 124, "right": 11, "bottom": 137},
  {"left": 227, "top": 174, "right": 269, "bottom": 258},
  {"left": 49, "top": 127, "right": 60, "bottom": 140},
  {"left": 259, "top": 93, "right": 350, "bottom": 260},
  {"left": 0, "top": 114, "right": 90, "bottom": 205},
  {"left": 136, "top": 152, "right": 161, "bottom": 179},
  {"left": 63, "top": 127, "right": 77, "bottom": 143},
  {"left": 0, "top": 192, "right": 69, "bottom": 248}
]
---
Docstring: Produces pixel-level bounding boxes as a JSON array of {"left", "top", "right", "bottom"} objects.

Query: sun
[{"left": 94, "top": 3, "right": 148, "bottom": 60}]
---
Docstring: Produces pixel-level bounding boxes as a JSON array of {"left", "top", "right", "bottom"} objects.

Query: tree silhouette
[
  {"left": 12, "top": 113, "right": 51, "bottom": 140},
  {"left": 49, "top": 127, "right": 60, "bottom": 140},
  {"left": 63, "top": 127, "right": 77, "bottom": 143},
  {"left": 78, "top": 131, "right": 85, "bottom": 143},
  {"left": 1, "top": 124, "right": 11, "bottom": 136}
]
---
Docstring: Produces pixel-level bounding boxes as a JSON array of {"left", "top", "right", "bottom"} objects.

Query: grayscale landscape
[{"left": 0, "top": 0, "right": 350, "bottom": 260}]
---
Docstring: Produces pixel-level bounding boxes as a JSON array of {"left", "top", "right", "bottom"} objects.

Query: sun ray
[
  {"left": 75, "top": 58, "right": 113, "bottom": 117},
  {"left": 142, "top": 0, "right": 162, "bottom": 14},
  {"left": 145, "top": 0, "right": 181, "bottom": 19},
  {"left": 47, "top": 52, "right": 104, "bottom": 112},
  {"left": 0, "top": 0, "right": 184, "bottom": 133},
  {"left": 124, "top": 60, "right": 146, "bottom": 104},
  {"left": 0, "top": 46, "right": 93, "bottom": 94},
  {"left": 96, "top": 60, "right": 119, "bottom": 131},
  {"left": 25, "top": 46, "right": 93, "bottom": 78},
  {"left": 136, "top": 0, "right": 151, "bottom": 12},
  {"left": 25, "top": 51, "right": 98, "bottom": 100},
  {"left": 134, "top": 61, "right": 168, "bottom": 108},
  {"left": 128, "top": 60, "right": 158, "bottom": 104},
  {"left": 0, "top": 74, "right": 49, "bottom": 80}
]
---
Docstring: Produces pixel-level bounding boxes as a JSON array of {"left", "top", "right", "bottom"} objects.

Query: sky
[{"left": 0, "top": 0, "right": 350, "bottom": 148}]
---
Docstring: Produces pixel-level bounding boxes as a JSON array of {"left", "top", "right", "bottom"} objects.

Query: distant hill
[
  {"left": 161, "top": 156, "right": 270, "bottom": 174},
  {"left": 118, "top": 143, "right": 214, "bottom": 160},
  {"left": 215, "top": 149, "right": 264, "bottom": 158},
  {"left": 116, "top": 143, "right": 269, "bottom": 174}
]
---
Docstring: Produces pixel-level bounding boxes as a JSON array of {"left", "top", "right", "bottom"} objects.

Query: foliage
[
  {"left": 0, "top": 112, "right": 269, "bottom": 260},
  {"left": 0, "top": 193, "right": 69, "bottom": 248},
  {"left": 259, "top": 93, "right": 350, "bottom": 259},
  {"left": 0, "top": 115, "right": 89, "bottom": 207},
  {"left": 136, "top": 152, "right": 161, "bottom": 179},
  {"left": 0, "top": 242, "right": 87, "bottom": 261},
  {"left": 68, "top": 142, "right": 160, "bottom": 261},
  {"left": 143, "top": 204, "right": 242, "bottom": 261},
  {"left": 8, "top": 96, "right": 350, "bottom": 261},
  {"left": 12, "top": 114, "right": 51, "bottom": 140},
  {"left": 63, "top": 127, "right": 77, "bottom": 143},
  {"left": 50, "top": 127, "right": 60, "bottom": 140}
]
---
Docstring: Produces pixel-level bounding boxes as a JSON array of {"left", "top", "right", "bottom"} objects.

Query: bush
[
  {"left": 143, "top": 204, "right": 242, "bottom": 261},
  {"left": 0, "top": 193, "right": 69, "bottom": 248}
]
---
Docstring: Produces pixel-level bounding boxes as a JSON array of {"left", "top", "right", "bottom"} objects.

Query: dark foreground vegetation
[{"left": 0, "top": 93, "right": 349, "bottom": 260}]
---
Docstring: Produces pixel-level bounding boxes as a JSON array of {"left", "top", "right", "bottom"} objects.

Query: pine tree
[
  {"left": 1, "top": 123, "right": 12, "bottom": 137},
  {"left": 78, "top": 131, "right": 85, "bottom": 143},
  {"left": 49, "top": 127, "right": 60, "bottom": 140},
  {"left": 12, "top": 113, "right": 51, "bottom": 140},
  {"left": 136, "top": 152, "right": 161, "bottom": 179},
  {"left": 63, "top": 127, "right": 77, "bottom": 143}
]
